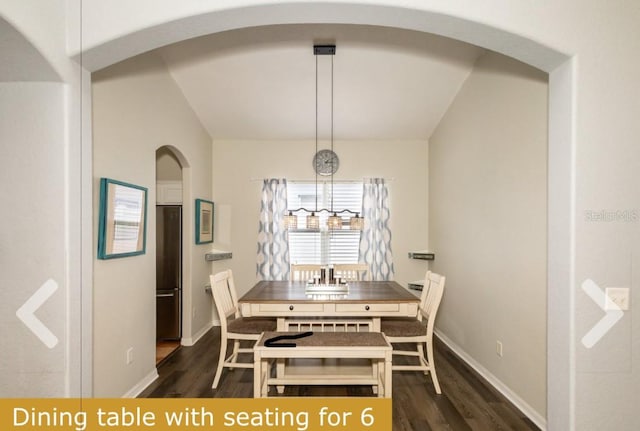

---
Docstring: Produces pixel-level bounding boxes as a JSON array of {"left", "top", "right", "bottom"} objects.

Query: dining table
[{"left": 238, "top": 280, "right": 420, "bottom": 331}]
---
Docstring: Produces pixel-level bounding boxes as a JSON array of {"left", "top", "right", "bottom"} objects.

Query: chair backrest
[
  {"left": 334, "top": 263, "right": 370, "bottom": 281},
  {"left": 210, "top": 269, "right": 240, "bottom": 331},
  {"left": 290, "top": 264, "right": 322, "bottom": 281},
  {"left": 419, "top": 271, "right": 445, "bottom": 333}
]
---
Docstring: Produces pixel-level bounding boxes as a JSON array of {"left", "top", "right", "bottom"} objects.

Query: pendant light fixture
[
  {"left": 283, "top": 211, "right": 297, "bottom": 230},
  {"left": 306, "top": 212, "right": 320, "bottom": 229},
  {"left": 284, "top": 44, "right": 363, "bottom": 231},
  {"left": 349, "top": 213, "right": 364, "bottom": 230}
]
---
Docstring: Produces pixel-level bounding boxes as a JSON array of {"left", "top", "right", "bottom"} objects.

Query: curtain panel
[
  {"left": 256, "top": 178, "right": 290, "bottom": 280},
  {"left": 358, "top": 178, "right": 394, "bottom": 281}
]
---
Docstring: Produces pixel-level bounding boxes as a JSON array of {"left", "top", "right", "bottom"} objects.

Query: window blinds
[{"left": 287, "top": 182, "right": 362, "bottom": 265}]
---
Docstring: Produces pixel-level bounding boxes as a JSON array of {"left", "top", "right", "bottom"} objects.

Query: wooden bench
[{"left": 253, "top": 331, "right": 392, "bottom": 398}]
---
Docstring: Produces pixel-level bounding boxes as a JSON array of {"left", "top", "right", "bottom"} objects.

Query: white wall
[
  {"left": 92, "top": 52, "right": 212, "bottom": 396},
  {"left": 210, "top": 139, "right": 428, "bottom": 298},
  {"left": 0, "top": 0, "right": 87, "bottom": 397},
  {"left": 0, "top": 0, "right": 69, "bottom": 80},
  {"left": 429, "top": 52, "right": 548, "bottom": 420},
  {"left": 0, "top": 83, "right": 66, "bottom": 396}
]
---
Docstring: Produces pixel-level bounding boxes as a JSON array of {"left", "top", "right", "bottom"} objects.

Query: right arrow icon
[{"left": 581, "top": 278, "right": 624, "bottom": 348}]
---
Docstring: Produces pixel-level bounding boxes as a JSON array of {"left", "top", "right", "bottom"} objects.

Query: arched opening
[
  {"left": 155, "top": 146, "right": 185, "bottom": 363},
  {"left": 154, "top": 145, "right": 194, "bottom": 358},
  {"left": 83, "top": 4, "right": 574, "bottom": 428}
]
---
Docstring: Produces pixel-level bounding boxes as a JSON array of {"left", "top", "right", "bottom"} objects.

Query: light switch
[{"left": 605, "top": 287, "right": 630, "bottom": 311}]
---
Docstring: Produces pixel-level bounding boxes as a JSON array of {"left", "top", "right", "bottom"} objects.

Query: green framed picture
[
  {"left": 195, "top": 199, "right": 214, "bottom": 244},
  {"left": 97, "top": 178, "right": 148, "bottom": 259}
]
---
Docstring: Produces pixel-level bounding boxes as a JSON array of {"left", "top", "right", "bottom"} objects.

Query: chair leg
[
  {"left": 212, "top": 333, "right": 228, "bottom": 389},
  {"left": 426, "top": 341, "right": 441, "bottom": 394},
  {"left": 229, "top": 340, "right": 241, "bottom": 369},
  {"left": 417, "top": 342, "right": 428, "bottom": 375}
]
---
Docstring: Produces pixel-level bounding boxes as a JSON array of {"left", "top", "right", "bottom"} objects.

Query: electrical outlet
[
  {"left": 126, "top": 347, "right": 134, "bottom": 364},
  {"left": 496, "top": 341, "right": 503, "bottom": 357},
  {"left": 605, "top": 287, "right": 630, "bottom": 311},
  {"left": 192, "top": 307, "right": 197, "bottom": 318}
]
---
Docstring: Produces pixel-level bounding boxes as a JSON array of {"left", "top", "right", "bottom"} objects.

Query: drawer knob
[
  {"left": 289, "top": 305, "right": 294, "bottom": 311},
  {"left": 365, "top": 305, "right": 370, "bottom": 311}
]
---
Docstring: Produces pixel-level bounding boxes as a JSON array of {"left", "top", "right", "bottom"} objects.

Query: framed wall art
[
  {"left": 98, "top": 178, "right": 148, "bottom": 259},
  {"left": 195, "top": 198, "right": 214, "bottom": 244}
]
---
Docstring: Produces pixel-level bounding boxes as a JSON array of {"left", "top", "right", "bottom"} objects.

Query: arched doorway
[
  {"left": 155, "top": 145, "right": 190, "bottom": 363},
  {"left": 79, "top": 4, "right": 575, "bottom": 427}
]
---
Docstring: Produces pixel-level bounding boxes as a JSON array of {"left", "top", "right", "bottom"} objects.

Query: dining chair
[
  {"left": 210, "top": 269, "right": 277, "bottom": 389},
  {"left": 290, "top": 264, "right": 322, "bottom": 282},
  {"left": 380, "top": 271, "right": 446, "bottom": 393},
  {"left": 334, "top": 263, "right": 370, "bottom": 281}
]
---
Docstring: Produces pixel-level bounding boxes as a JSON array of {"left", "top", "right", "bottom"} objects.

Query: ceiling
[{"left": 157, "top": 24, "right": 486, "bottom": 141}]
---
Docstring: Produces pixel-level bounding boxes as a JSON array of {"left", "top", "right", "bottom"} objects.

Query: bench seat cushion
[{"left": 258, "top": 331, "right": 389, "bottom": 347}]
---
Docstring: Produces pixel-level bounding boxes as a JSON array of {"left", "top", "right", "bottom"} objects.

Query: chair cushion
[
  {"left": 381, "top": 317, "right": 427, "bottom": 337},
  {"left": 228, "top": 317, "right": 277, "bottom": 334}
]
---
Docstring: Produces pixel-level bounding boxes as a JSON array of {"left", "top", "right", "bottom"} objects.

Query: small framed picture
[
  {"left": 98, "top": 178, "right": 148, "bottom": 259},
  {"left": 195, "top": 199, "right": 214, "bottom": 244}
]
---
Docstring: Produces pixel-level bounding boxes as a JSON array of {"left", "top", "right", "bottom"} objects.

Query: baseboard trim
[
  {"left": 181, "top": 321, "right": 214, "bottom": 346},
  {"left": 122, "top": 369, "right": 159, "bottom": 398},
  {"left": 435, "top": 329, "right": 547, "bottom": 431}
]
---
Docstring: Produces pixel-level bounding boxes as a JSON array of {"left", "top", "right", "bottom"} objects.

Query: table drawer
[
  {"left": 258, "top": 303, "right": 325, "bottom": 313},
  {"left": 335, "top": 303, "right": 400, "bottom": 313}
]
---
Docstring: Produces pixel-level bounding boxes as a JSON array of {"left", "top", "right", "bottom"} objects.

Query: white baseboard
[
  {"left": 181, "top": 321, "right": 215, "bottom": 346},
  {"left": 435, "top": 329, "right": 547, "bottom": 430},
  {"left": 122, "top": 369, "right": 159, "bottom": 398}
]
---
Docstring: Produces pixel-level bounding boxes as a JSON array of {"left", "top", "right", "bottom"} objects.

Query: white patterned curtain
[
  {"left": 358, "top": 178, "right": 394, "bottom": 280},
  {"left": 256, "top": 179, "right": 290, "bottom": 280}
]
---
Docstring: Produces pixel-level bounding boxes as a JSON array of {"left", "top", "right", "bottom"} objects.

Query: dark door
[{"left": 156, "top": 205, "right": 182, "bottom": 340}]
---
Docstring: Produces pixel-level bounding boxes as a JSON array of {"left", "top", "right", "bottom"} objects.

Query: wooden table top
[{"left": 239, "top": 280, "right": 419, "bottom": 304}]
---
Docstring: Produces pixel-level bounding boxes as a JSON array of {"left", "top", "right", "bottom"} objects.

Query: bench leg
[{"left": 383, "top": 354, "right": 392, "bottom": 398}]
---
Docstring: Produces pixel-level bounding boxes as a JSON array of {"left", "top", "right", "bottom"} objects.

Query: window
[{"left": 287, "top": 181, "right": 362, "bottom": 265}]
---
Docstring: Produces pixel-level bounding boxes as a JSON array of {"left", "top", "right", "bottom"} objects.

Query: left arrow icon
[{"left": 16, "top": 279, "right": 59, "bottom": 348}]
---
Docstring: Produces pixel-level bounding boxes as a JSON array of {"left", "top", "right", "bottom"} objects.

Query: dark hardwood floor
[{"left": 140, "top": 327, "right": 541, "bottom": 430}]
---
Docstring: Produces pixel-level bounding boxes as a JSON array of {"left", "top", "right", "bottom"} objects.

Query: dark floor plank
[
  {"left": 139, "top": 328, "right": 541, "bottom": 431},
  {"left": 436, "top": 347, "right": 516, "bottom": 430}
]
